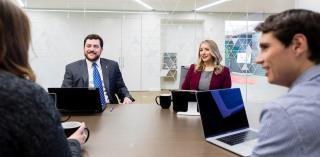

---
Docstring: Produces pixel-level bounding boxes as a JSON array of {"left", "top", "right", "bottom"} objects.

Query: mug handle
[
  {"left": 155, "top": 96, "right": 160, "bottom": 105},
  {"left": 84, "top": 127, "right": 90, "bottom": 143}
]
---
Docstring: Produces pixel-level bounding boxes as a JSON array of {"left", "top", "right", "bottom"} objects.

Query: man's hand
[{"left": 123, "top": 97, "right": 133, "bottom": 104}]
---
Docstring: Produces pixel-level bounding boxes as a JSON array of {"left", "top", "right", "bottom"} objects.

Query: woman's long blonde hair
[
  {"left": 0, "top": 0, "right": 35, "bottom": 81},
  {"left": 195, "top": 40, "right": 223, "bottom": 74}
]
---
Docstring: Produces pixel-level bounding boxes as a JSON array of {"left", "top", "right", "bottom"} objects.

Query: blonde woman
[{"left": 182, "top": 40, "right": 231, "bottom": 90}]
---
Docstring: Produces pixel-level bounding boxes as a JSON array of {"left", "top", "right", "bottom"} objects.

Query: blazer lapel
[
  {"left": 100, "top": 59, "right": 110, "bottom": 95},
  {"left": 81, "top": 60, "right": 89, "bottom": 86}
]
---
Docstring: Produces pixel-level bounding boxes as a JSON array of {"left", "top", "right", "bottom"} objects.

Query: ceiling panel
[
  {"left": 22, "top": 0, "right": 295, "bottom": 13},
  {"left": 25, "top": 0, "right": 147, "bottom": 11},
  {"left": 202, "top": 0, "right": 295, "bottom": 13}
]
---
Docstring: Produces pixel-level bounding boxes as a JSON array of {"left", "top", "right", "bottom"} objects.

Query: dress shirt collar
[
  {"left": 290, "top": 64, "right": 320, "bottom": 90},
  {"left": 85, "top": 58, "right": 101, "bottom": 68}
]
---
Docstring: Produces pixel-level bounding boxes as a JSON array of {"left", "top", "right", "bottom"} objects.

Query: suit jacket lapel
[
  {"left": 81, "top": 59, "right": 89, "bottom": 86},
  {"left": 100, "top": 59, "right": 110, "bottom": 95}
]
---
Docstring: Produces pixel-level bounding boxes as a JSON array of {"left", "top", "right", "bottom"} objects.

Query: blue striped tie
[{"left": 92, "top": 63, "right": 106, "bottom": 106}]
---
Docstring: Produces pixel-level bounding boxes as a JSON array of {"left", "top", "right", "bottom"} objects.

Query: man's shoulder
[
  {"left": 290, "top": 77, "right": 320, "bottom": 97},
  {"left": 100, "top": 58, "right": 117, "bottom": 64},
  {"left": 100, "top": 58, "right": 118, "bottom": 67},
  {"left": 67, "top": 59, "right": 85, "bottom": 66},
  {"left": 263, "top": 83, "right": 320, "bottom": 120},
  {"left": 65, "top": 60, "right": 86, "bottom": 69}
]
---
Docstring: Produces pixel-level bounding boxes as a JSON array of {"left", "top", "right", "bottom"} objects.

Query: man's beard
[{"left": 85, "top": 53, "right": 100, "bottom": 62}]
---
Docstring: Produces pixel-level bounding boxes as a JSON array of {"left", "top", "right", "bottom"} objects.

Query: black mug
[
  {"left": 62, "top": 121, "right": 90, "bottom": 143},
  {"left": 155, "top": 94, "right": 171, "bottom": 109}
]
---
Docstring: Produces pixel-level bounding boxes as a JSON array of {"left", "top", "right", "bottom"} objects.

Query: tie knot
[{"left": 92, "top": 62, "right": 97, "bottom": 68}]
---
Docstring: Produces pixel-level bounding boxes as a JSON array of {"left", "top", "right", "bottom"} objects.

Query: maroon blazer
[{"left": 181, "top": 64, "right": 231, "bottom": 90}]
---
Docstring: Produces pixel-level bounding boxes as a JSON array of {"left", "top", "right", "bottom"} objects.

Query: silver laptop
[{"left": 196, "top": 88, "right": 257, "bottom": 157}]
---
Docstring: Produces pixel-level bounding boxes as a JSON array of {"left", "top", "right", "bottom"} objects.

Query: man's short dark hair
[
  {"left": 84, "top": 34, "right": 104, "bottom": 48},
  {"left": 255, "top": 9, "right": 320, "bottom": 63}
]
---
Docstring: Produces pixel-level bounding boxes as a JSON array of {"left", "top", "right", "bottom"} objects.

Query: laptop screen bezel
[
  {"left": 196, "top": 88, "right": 250, "bottom": 138},
  {"left": 47, "top": 87, "right": 104, "bottom": 114}
]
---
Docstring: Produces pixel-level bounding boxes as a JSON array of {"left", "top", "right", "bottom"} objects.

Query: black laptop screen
[
  {"left": 48, "top": 88, "right": 103, "bottom": 113},
  {"left": 197, "top": 88, "right": 249, "bottom": 137}
]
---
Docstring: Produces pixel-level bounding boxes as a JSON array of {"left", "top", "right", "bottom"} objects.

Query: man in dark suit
[{"left": 62, "top": 34, "right": 134, "bottom": 104}]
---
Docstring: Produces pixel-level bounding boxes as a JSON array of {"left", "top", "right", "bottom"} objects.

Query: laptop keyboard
[{"left": 217, "top": 130, "right": 257, "bottom": 146}]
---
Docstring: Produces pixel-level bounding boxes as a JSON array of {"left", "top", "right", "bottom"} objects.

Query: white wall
[
  {"left": 160, "top": 19, "right": 204, "bottom": 89},
  {"left": 27, "top": 11, "right": 268, "bottom": 91},
  {"left": 27, "top": 11, "right": 161, "bottom": 91},
  {"left": 295, "top": 0, "right": 320, "bottom": 12}
]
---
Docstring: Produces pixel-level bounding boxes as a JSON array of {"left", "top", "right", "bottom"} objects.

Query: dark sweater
[{"left": 0, "top": 70, "right": 81, "bottom": 157}]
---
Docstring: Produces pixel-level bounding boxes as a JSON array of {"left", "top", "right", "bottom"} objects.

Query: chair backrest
[{"left": 179, "top": 66, "right": 190, "bottom": 89}]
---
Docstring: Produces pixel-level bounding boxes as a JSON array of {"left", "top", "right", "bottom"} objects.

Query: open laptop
[
  {"left": 171, "top": 90, "right": 199, "bottom": 115},
  {"left": 48, "top": 87, "right": 106, "bottom": 114},
  {"left": 196, "top": 88, "right": 257, "bottom": 157}
]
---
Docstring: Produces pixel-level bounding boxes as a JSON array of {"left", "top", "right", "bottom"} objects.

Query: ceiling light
[
  {"left": 24, "top": 8, "right": 168, "bottom": 14},
  {"left": 133, "top": 0, "right": 154, "bottom": 10},
  {"left": 195, "top": 0, "right": 232, "bottom": 11},
  {"left": 17, "top": 0, "right": 25, "bottom": 7}
]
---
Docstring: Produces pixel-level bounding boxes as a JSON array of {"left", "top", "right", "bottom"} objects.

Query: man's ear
[{"left": 291, "top": 33, "right": 309, "bottom": 57}]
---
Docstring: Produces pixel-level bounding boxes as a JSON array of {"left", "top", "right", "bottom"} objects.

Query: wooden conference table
[{"left": 67, "top": 104, "right": 240, "bottom": 157}]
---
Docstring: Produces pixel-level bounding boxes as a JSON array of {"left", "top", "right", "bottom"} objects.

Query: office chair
[{"left": 179, "top": 66, "right": 190, "bottom": 89}]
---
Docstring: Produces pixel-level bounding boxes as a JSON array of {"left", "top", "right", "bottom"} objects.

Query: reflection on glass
[{"left": 211, "top": 88, "right": 244, "bottom": 118}]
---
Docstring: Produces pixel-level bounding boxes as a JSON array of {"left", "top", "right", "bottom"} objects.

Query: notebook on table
[
  {"left": 196, "top": 88, "right": 257, "bottom": 157},
  {"left": 48, "top": 87, "right": 106, "bottom": 114}
]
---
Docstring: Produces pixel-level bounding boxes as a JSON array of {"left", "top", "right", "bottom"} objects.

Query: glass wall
[{"left": 23, "top": 0, "right": 297, "bottom": 128}]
